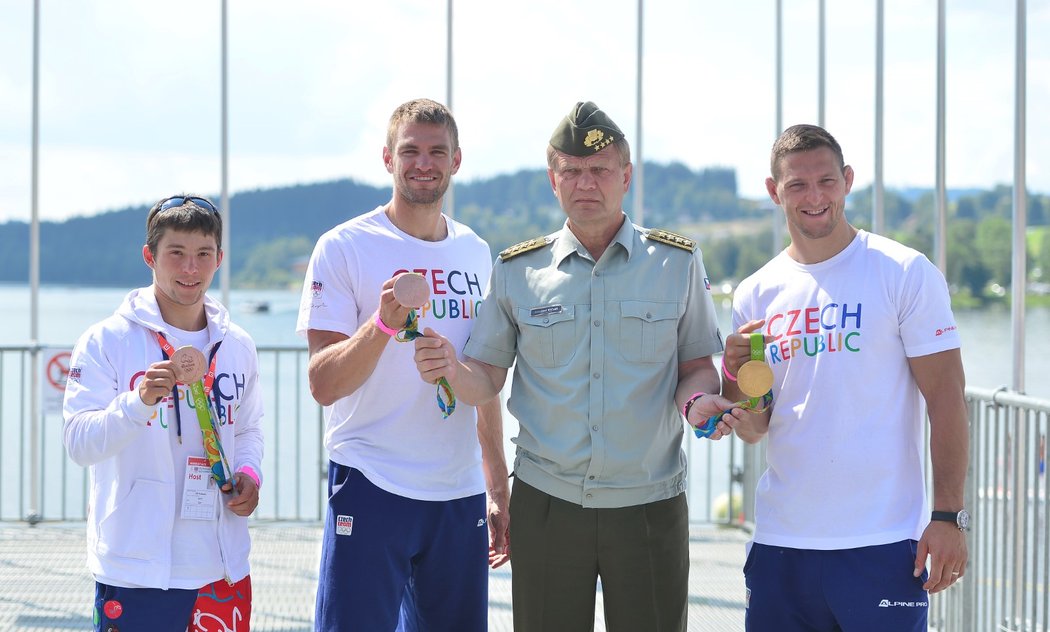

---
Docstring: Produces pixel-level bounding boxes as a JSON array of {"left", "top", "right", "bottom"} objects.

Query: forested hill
[
  {"left": 0, "top": 163, "right": 750, "bottom": 288},
  {"left": 0, "top": 163, "right": 1047, "bottom": 299}
]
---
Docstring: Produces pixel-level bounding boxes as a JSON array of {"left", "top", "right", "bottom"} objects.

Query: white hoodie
[{"left": 63, "top": 286, "right": 264, "bottom": 589}]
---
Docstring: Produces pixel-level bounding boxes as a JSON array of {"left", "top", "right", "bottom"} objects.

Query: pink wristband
[
  {"left": 682, "top": 392, "right": 705, "bottom": 419},
  {"left": 722, "top": 361, "right": 737, "bottom": 382},
  {"left": 237, "top": 466, "right": 261, "bottom": 489},
  {"left": 374, "top": 312, "right": 399, "bottom": 336}
]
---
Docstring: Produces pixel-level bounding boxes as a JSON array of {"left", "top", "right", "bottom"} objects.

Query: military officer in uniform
[{"left": 412, "top": 101, "right": 737, "bottom": 631}]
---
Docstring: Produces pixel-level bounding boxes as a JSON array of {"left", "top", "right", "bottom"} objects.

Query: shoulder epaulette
[
  {"left": 499, "top": 236, "right": 550, "bottom": 261},
  {"left": 645, "top": 228, "right": 696, "bottom": 252}
]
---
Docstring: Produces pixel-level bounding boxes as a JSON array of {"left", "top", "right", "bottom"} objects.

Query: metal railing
[
  {"left": 13, "top": 344, "right": 1048, "bottom": 630},
  {"left": 736, "top": 386, "right": 1050, "bottom": 632},
  {"left": 0, "top": 345, "right": 326, "bottom": 523},
  {"left": 930, "top": 387, "right": 1050, "bottom": 632},
  {"left": 0, "top": 345, "right": 743, "bottom": 526}
]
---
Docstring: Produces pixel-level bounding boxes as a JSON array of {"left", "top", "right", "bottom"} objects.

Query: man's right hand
[
  {"left": 722, "top": 319, "right": 767, "bottom": 379},
  {"left": 375, "top": 274, "right": 416, "bottom": 336},
  {"left": 138, "top": 361, "right": 177, "bottom": 406}
]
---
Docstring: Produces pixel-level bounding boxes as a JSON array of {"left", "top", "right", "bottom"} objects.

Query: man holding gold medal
[
  {"left": 64, "top": 194, "right": 264, "bottom": 631},
  {"left": 722, "top": 125, "right": 970, "bottom": 632}
]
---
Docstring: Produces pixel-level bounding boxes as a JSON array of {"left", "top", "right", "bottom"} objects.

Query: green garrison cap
[{"left": 549, "top": 101, "right": 624, "bottom": 157}]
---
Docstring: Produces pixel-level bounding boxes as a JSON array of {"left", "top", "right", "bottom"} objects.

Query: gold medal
[
  {"left": 171, "top": 345, "right": 207, "bottom": 384},
  {"left": 737, "top": 333, "right": 773, "bottom": 398},
  {"left": 393, "top": 272, "right": 431, "bottom": 308}
]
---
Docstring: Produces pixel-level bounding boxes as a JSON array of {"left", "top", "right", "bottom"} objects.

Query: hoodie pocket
[{"left": 97, "top": 479, "right": 172, "bottom": 561}]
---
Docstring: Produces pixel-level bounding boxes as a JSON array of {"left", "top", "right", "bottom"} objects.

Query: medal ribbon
[
  {"left": 691, "top": 391, "right": 774, "bottom": 439},
  {"left": 155, "top": 333, "right": 236, "bottom": 491},
  {"left": 392, "top": 311, "right": 456, "bottom": 418},
  {"left": 750, "top": 332, "right": 764, "bottom": 361}
]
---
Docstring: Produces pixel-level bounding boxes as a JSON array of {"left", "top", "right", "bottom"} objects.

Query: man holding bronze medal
[
  {"left": 297, "top": 98, "right": 508, "bottom": 631},
  {"left": 721, "top": 124, "right": 969, "bottom": 631},
  {"left": 63, "top": 194, "right": 264, "bottom": 631},
  {"left": 412, "top": 101, "right": 736, "bottom": 631}
]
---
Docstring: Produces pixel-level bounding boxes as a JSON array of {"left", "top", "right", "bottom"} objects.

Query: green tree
[
  {"left": 955, "top": 197, "right": 978, "bottom": 220},
  {"left": 945, "top": 219, "right": 977, "bottom": 290},
  {"left": 975, "top": 216, "right": 1013, "bottom": 286},
  {"left": 959, "top": 259, "right": 992, "bottom": 302},
  {"left": 846, "top": 185, "right": 913, "bottom": 232},
  {"left": 1036, "top": 229, "right": 1050, "bottom": 282},
  {"left": 1030, "top": 195, "right": 1048, "bottom": 226},
  {"left": 234, "top": 236, "right": 314, "bottom": 289}
]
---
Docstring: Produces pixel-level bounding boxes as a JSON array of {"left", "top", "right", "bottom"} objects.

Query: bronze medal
[
  {"left": 737, "top": 333, "right": 774, "bottom": 398},
  {"left": 171, "top": 345, "right": 207, "bottom": 384},
  {"left": 393, "top": 272, "right": 431, "bottom": 308}
]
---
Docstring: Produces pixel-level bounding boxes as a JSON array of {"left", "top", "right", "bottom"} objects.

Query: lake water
[
  {"left": 1, "top": 284, "right": 1047, "bottom": 522},
  {"left": 3, "top": 284, "right": 1044, "bottom": 397}
]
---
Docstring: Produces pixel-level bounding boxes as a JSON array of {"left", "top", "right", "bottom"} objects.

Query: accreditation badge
[{"left": 182, "top": 455, "right": 219, "bottom": 521}]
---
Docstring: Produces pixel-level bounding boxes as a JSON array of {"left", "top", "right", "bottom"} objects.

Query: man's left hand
[{"left": 915, "top": 520, "right": 968, "bottom": 593}]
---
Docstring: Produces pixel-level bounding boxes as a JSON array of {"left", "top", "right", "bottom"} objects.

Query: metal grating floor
[{"left": 0, "top": 521, "right": 748, "bottom": 631}]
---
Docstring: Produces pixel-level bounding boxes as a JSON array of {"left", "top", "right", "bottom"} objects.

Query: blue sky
[{"left": 1, "top": 0, "right": 1048, "bottom": 222}]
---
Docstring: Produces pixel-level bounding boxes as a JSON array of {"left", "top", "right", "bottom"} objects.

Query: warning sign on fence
[{"left": 42, "top": 348, "right": 72, "bottom": 415}]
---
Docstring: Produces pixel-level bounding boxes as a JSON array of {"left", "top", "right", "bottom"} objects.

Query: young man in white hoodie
[{"left": 64, "top": 194, "right": 265, "bottom": 632}]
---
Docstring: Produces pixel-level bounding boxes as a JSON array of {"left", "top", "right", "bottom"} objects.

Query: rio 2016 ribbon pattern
[
  {"left": 390, "top": 273, "right": 456, "bottom": 419},
  {"left": 155, "top": 333, "right": 238, "bottom": 495}
]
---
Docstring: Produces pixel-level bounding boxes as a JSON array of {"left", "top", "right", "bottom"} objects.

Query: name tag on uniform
[
  {"left": 181, "top": 455, "right": 218, "bottom": 521},
  {"left": 530, "top": 304, "right": 563, "bottom": 317}
]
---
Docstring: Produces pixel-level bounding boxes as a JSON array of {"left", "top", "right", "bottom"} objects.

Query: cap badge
[{"left": 584, "top": 129, "right": 605, "bottom": 148}]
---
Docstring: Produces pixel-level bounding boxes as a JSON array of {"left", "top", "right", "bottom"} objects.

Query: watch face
[{"left": 957, "top": 509, "right": 971, "bottom": 530}]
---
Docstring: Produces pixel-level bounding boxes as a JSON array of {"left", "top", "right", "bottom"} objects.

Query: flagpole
[
  {"left": 28, "top": 0, "right": 42, "bottom": 525},
  {"left": 220, "top": 0, "right": 230, "bottom": 307},
  {"left": 445, "top": 0, "right": 455, "bottom": 219},
  {"left": 633, "top": 0, "right": 644, "bottom": 226}
]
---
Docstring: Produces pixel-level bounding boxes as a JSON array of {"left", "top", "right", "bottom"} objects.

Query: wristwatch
[{"left": 931, "top": 509, "right": 971, "bottom": 532}]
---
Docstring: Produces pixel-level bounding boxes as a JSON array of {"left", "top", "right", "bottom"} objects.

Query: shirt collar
[{"left": 551, "top": 213, "right": 636, "bottom": 265}]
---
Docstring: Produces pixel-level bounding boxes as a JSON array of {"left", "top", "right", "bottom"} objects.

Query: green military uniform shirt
[{"left": 464, "top": 216, "right": 723, "bottom": 508}]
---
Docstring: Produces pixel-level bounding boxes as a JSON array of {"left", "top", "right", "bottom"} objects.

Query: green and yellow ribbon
[{"left": 394, "top": 310, "right": 456, "bottom": 419}]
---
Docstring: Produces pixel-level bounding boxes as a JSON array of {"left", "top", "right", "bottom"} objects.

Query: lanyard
[
  {"left": 393, "top": 311, "right": 456, "bottom": 418},
  {"left": 155, "top": 333, "right": 235, "bottom": 492}
]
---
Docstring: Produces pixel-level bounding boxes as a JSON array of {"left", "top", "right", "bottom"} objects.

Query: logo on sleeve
[{"left": 310, "top": 280, "right": 328, "bottom": 309}]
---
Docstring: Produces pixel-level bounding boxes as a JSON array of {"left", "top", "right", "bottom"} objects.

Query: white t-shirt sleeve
[
  {"left": 898, "top": 254, "right": 961, "bottom": 358},
  {"left": 296, "top": 230, "right": 362, "bottom": 339}
]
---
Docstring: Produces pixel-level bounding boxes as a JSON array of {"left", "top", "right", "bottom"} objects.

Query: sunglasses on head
[{"left": 156, "top": 196, "right": 220, "bottom": 215}]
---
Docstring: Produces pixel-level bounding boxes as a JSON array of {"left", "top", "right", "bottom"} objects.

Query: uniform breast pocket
[
  {"left": 517, "top": 306, "right": 577, "bottom": 368},
  {"left": 619, "top": 300, "right": 680, "bottom": 363}
]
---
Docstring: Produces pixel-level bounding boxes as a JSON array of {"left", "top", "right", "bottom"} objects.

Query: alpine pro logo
[{"left": 878, "top": 598, "right": 928, "bottom": 608}]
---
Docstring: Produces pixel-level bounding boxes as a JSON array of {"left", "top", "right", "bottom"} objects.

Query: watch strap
[
  {"left": 930, "top": 510, "right": 959, "bottom": 522},
  {"left": 931, "top": 509, "right": 969, "bottom": 531}
]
